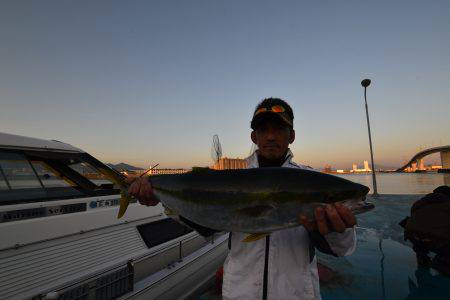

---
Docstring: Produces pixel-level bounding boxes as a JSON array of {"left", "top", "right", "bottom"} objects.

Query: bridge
[{"left": 396, "top": 145, "right": 450, "bottom": 172}]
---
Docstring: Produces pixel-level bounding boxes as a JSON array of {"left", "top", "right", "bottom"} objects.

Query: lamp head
[{"left": 361, "top": 79, "right": 371, "bottom": 88}]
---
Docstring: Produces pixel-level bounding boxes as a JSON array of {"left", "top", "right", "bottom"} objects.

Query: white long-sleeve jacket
[{"left": 222, "top": 150, "right": 356, "bottom": 300}]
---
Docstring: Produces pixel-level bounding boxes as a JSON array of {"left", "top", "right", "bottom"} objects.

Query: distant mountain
[{"left": 106, "top": 162, "right": 144, "bottom": 171}]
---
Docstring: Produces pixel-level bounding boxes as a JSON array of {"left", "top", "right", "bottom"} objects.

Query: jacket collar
[{"left": 246, "top": 149, "right": 294, "bottom": 169}]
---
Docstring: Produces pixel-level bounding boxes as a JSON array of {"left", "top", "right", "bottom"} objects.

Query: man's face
[{"left": 251, "top": 118, "right": 295, "bottom": 160}]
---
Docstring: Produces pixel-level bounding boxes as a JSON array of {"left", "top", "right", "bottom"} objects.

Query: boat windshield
[
  {"left": 68, "top": 161, "right": 115, "bottom": 188},
  {"left": 31, "top": 160, "right": 73, "bottom": 188},
  {"left": 0, "top": 152, "right": 44, "bottom": 190},
  {"left": 0, "top": 150, "right": 120, "bottom": 205}
]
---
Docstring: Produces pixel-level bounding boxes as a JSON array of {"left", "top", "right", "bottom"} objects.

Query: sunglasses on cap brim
[{"left": 254, "top": 105, "right": 286, "bottom": 116}]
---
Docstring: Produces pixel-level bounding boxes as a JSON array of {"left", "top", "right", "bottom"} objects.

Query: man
[{"left": 129, "top": 98, "right": 357, "bottom": 299}]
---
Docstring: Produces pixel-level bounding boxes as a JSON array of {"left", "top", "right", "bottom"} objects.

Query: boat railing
[{"left": 33, "top": 231, "right": 223, "bottom": 300}]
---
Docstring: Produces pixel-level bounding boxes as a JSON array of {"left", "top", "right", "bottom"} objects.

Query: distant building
[
  {"left": 418, "top": 159, "right": 426, "bottom": 171},
  {"left": 213, "top": 157, "right": 247, "bottom": 170},
  {"left": 323, "top": 165, "right": 333, "bottom": 173},
  {"left": 350, "top": 160, "right": 372, "bottom": 173},
  {"left": 363, "top": 160, "right": 371, "bottom": 171},
  {"left": 404, "top": 163, "right": 442, "bottom": 173}
]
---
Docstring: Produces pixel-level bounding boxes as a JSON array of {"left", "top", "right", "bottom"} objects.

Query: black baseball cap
[{"left": 250, "top": 98, "right": 294, "bottom": 130}]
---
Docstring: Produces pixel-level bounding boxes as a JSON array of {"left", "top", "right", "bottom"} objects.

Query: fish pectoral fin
[
  {"left": 163, "top": 205, "right": 178, "bottom": 217},
  {"left": 162, "top": 205, "right": 181, "bottom": 222},
  {"left": 242, "top": 233, "right": 269, "bottom": 243}
]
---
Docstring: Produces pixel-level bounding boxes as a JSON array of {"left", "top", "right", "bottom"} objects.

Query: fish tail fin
[
  {"left": 117, "top": 191, "right": 132, "bottom": 218},
  {"left": 242, "top": 233, "right": 269, "bottom": 242}
]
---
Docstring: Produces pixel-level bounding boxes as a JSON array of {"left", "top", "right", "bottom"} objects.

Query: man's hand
[
  {"left": 299, "top": 203, "right": 356, "bottom": 235},
  {"left": 126, "top": 176, "right": 159, "bottom": 206}
]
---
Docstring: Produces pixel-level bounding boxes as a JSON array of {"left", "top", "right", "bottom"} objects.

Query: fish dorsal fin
[
  {"left": 242, "top": 233, "right": 269, "bottom": 242},
  {"left": 190, "top": 167, "right": 215, "bottom": 173}
]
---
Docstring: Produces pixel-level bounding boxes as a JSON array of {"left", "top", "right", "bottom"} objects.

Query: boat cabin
[{"left": 0, "top": 133, "right": 228, "bottom": 300}]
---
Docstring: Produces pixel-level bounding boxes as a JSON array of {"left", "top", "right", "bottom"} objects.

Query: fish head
[
  {"left": 333, "top": 183, "right": 374, "bottom": 215},
  {"left": 343, "top": 198, "right": 375, "bottom": 215},
  {"left": 319, "top": 179, "right": 370, "bottom": 203},
  {"left": 320, "top": 181, "right": 373, "bottom": 215}
]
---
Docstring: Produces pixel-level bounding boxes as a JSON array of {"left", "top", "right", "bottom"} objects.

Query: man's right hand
[{"left": 126, "top": 176, "right": 159, "bottom": 206}]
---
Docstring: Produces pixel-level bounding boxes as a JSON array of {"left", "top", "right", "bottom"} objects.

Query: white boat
[{"left": 0, "top": 132, "right": 228, "bottom": 300}]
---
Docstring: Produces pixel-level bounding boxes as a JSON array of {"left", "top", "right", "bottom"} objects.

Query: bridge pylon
[{"left": 441, "top": 150, "right": 450, "bottom": 171}]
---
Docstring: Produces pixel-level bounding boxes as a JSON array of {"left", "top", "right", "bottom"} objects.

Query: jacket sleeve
[{"left": 323, "top": 226, "right": 357, "bottom": 257}]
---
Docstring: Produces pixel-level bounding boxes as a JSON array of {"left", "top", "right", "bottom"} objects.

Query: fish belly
[{"left": 155, "top": 190, "right": 326, "bottom": 233}]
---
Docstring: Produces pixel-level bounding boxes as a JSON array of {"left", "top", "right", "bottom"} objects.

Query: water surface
[
  {"left": 320, "top": 195, "right": 450, "bottom": 300},
  {"left": 338, "top": 173, "right": 450, "bottom": 194}
]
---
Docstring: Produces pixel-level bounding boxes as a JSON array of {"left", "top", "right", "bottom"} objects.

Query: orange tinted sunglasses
[{"left": 254, "top": 105, "right": 286, "bottom": 116}]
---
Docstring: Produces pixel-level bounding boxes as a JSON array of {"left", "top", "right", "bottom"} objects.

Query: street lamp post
[{"left": 361, "top": 79, "right": 379, "bottom": 197}]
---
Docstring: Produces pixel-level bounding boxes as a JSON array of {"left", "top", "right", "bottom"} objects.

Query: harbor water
[
  {"left": 320, "top": 195, "right": 450, "bottom": 300},
  {"left": 338, "top": 173, "right": 450, "bottom": 194}
]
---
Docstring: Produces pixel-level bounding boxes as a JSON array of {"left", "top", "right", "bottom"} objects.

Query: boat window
[
  {"left": 30, "top": 161, "right": 73, "bottom": 188},
  {"left": 68, "top": 162, "right": 117, "bottom": 188},
  {"left": 0, "top": 151, "right": 88, "bottom": 205},
  {"left": 0, "top": 152, "right": 43, "bottom": 189},
  {"left": 137, "top": 218, "right": 193, "bottom": 248},
  {"left": 0, "top": 151, "right": 122, "bottom": 204}
]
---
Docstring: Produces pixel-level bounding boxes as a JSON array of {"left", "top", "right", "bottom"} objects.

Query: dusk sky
[{"left": 1, "top": 1, "right": 449, "bottom": 169}]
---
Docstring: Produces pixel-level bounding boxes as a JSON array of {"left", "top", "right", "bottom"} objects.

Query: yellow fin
[
  {"left": 241, "top": 233, "right": 269, "bottom": 242},
  {"left": 163, "top": 206, "right": 178, "bottom": 217},
  {"left": 162, "top": 205, "right": 181, "bottom": 222},
  {"left": 117, "top": 191, "right": 132, "bottom": 219}
]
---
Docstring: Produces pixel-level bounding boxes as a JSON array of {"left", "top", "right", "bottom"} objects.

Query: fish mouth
[
  {"left": 351, "top": 201, "right": 375, "bottom": 215},
  {"left": 339, "top": 197, "right": 375, "bottom": 215}
]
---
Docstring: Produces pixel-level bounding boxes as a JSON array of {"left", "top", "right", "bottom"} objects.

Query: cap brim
[{"left": 251, "top": 112, "right": 293, "bottom": 129}]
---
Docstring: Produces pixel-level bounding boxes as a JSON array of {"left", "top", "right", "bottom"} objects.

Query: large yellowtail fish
[
  {"left": 86, "top": 158, "right": 373, "bottom": 241},
  {"left": 137, "top": 167, "right": 373, "bottom": 241}
]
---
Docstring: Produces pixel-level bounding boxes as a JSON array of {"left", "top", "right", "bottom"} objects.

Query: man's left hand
[{"left": 299, "top": 203, "right": 357, "bottom": 235}]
